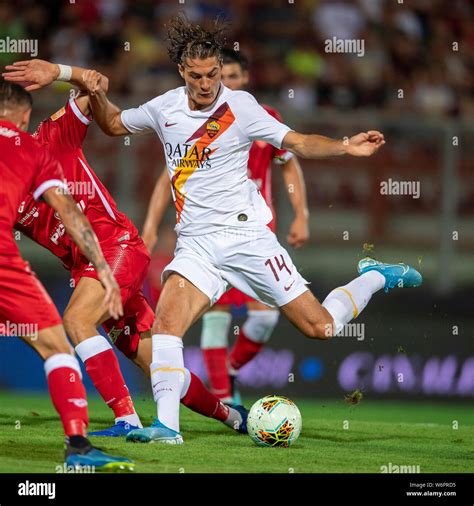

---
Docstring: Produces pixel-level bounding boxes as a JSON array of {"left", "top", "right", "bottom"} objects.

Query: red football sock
[
  {"left": 45, "top": 354, "right": 88, "bottom": 437},
  {"left": 202, "top": 347, "right": 232, "bottom": 400},
  {"left": 83, "top": 349, "right": 135, "bottom": 418},
  {"left": 229, "top": 331, "right": 263, "bottom": 370},
  {"left": 181, "top": 372, "right": 230, "bottom": 422}
]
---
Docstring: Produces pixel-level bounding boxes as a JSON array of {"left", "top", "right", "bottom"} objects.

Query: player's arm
[
  {"left": 282, "top": 130, "right": 385, "bottom": 158},
  {"left": 2, "top": 59, "right": 109, "bottom": 116},
  {"left": 2, "top": 59, "right": 109, "bottom": 93},
  {"left": 141, "top": 167, "right": 172, "bottom": 253},
  {"left": 239, "top": 92, "right": 385, "bottom": 159},
  {"left": 79, "top": 70, "right": 129, "bottom": 136},
  {"left": 280, "top": 156, "right": 310, "bottom": 249},
  {"left": 42, "top": 188, "right": 123, "bottom": 320}
]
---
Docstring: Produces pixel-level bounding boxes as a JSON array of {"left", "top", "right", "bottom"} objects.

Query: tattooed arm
[{"left": 42, "top": 187, "right": 123, "bottom": 319}]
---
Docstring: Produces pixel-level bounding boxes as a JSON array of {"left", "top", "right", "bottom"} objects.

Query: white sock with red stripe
[
  {"left": 322, "top": 271, "right": 385, "bottom": 335},
  {"left": 75, "top": 335, "right": 142, "bottom": 428},
  {"left": 150, "top": 334, "right": 185, "bottom": 433}
]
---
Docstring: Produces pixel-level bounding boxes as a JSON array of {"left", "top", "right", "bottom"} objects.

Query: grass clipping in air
[{"left": 344, "top": 389, "right": 364, "bottom": 405}]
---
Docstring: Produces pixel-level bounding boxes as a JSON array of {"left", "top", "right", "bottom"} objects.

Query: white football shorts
[{"left": 162, "top": 226, "right": 309, "bottom": 307}]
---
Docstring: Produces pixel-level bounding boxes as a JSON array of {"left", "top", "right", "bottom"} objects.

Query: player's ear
[
  {"left": 242, "top": 70, "right": 249, "bottom": 86},
  {"left": 178, "top": 64, "right": 185, "bottom": 80},
  {"left": 20, "top": 107, "right": 32, "bottom": 131}
]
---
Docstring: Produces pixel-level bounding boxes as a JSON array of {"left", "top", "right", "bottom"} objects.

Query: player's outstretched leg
[
  {"left": 282, "top": 258, "right": 422, "bottom": 339},
  {"left": 357, "top": 257, "right": 423, "bottom": 293}
]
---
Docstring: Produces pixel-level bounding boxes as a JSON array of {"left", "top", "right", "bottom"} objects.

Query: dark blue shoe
[
  {"left": 89, "top": 421, "right": 140, "bottom": 437},
  {"left": 65, "top": 447, "right": 134, "bottom": 472},
  {"left": 229, "top": 404, "right": 248, "bottom": 434},
  {"left": 358, "top": 257, "right": 423, "bottom": 293}
]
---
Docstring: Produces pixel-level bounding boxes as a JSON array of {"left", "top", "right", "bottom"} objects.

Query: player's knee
[
  {"left": 303, "top": 318, "right": 335, "bottom": 340},
  {"left": 62, "top": 311, "right": 81, "bottom": 344},
  {"left": 62, "top": 310, "right": 95, "bottom": 345},
  {"left": 34, "top": 330, "right": 73, "bottom": 360},
  {"left": 152, "top": 312, "right": 180, "bottom": 336}
]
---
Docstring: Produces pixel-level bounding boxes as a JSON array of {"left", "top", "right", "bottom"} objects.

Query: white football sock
[
  {"left": 180, "top": 368, "right": 192, "bottom": 399},
  {"left": 322, "top": 271, "right": 385, "bottom": 335},
  {"left": 150, "top": 334, "right": 185, "bottom": 433},
  {"left": 242, "top": 309, "right": 279, "bottom": 343},
  {"left": 200, "top": 311, "right": 232, "bottom": 349}
]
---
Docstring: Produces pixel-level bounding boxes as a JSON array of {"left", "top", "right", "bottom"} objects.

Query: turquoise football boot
[
  {"left": 126, "top": 418, "right": 183, "bottom": 444},
  {"left": 358, "top": 257, "right": 422, "bottom": 293}
]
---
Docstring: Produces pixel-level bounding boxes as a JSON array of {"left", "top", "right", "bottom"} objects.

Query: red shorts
[
  {"left": 0, "top": 256, "right": 62, "bottom": 334},
  {"left": 216, "top": 287, "right": 254, "bottom": 307},
  {"left": 102, "top": 289, "right": 154, "bottom": 357},
  {"left": 71, "top": 239, "right": 154, "bottom": 357}
]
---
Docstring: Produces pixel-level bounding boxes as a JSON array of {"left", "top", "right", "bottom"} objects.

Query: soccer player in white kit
[{"left": 84, "top": 15, "right": 422, "bottom": 444}]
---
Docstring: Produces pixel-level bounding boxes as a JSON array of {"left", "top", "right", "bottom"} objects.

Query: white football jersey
[{"left": 121, "top": 84, "right": 293, "bottom": 236}]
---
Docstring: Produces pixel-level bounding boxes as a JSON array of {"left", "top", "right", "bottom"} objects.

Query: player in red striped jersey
[
  {"left": 3, "top": 59, "right": 248, "bottom": 436},
  {"left": 141, "top": 49, "right": 310, "bottom": 403}
]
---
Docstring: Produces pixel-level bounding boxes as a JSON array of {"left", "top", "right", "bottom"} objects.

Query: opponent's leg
[
  {"left": 180, "top": 369, "right": 247, "bottom": 433},
  {"left": 200, "top": 305, "right": 232, "bottom": 402},
  {"left": 21, "top": 326, "right": 134, "bottom": 471},
  {"left": 63, "top": 277, "right": 142, "bottom": 430},
  {"left": 229, "top": 301, "right": 279, "bottom": 370}
]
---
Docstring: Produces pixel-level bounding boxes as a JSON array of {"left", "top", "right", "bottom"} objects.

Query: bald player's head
[{"left": 0, "top": 80, "right": 33, "bottom": 131}]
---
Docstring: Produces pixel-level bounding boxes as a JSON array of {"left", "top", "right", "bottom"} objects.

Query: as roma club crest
[{"left": 206, "top": 120, "right": 220, "bottom": 138}]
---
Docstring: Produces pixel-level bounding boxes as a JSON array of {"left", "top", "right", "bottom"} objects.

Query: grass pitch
[{"left": 0, "top": 392, "right": 472, "bottom": 473}]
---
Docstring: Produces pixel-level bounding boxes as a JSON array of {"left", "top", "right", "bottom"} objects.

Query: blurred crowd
[{"left": 1, "top": 0, "right": 473, "bottom": 118}]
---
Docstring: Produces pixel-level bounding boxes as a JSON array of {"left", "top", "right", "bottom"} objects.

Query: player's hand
[
  {"left": 287, "top": 215, "right": 309, "bottom": 249},
  {"left": 2, "top": 59, "right": 59, "bottom": 91},
  {"left": 345, "top": 131, "right": 385, "bottom": 157},
  {"left": 81, "top": 69, "right": 103, "bottom": 96},
  {"left": 96, "top": 265, "right": 123, "bottom": 320}
]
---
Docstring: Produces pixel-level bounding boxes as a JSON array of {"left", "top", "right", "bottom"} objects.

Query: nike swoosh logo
[
  {"left": 165, "top": 122, "right": 177, "bottom": 127},
  {"left": 152, "top": 381, "right": 167, "bottom": 388},
  {"left": 284, "top": 280, "right": 295, "bottom": 291}
]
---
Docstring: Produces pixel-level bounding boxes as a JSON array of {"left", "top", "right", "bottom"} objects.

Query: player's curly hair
[{"left": 165, "top": 12, "right": 227, "bottom": 66}]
